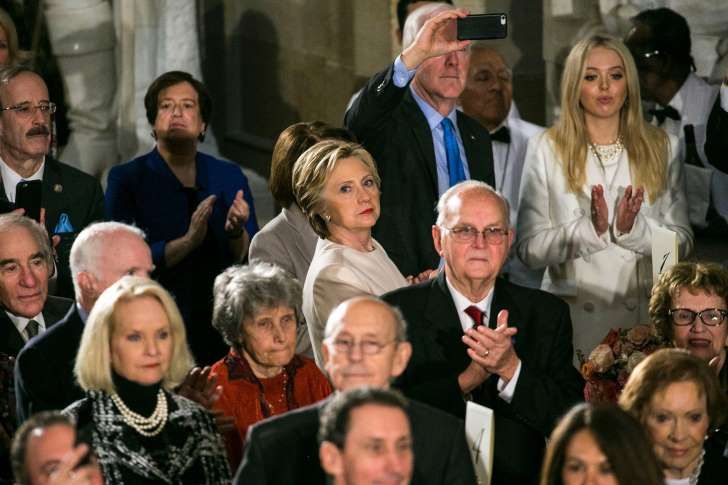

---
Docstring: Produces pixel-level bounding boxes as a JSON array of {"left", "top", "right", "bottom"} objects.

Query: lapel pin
[
  {"left": 53, "top": 184, "right": 63, "bottom": 193},
  {"left": 470, "top": 134, "right": 476, "bottom": 140}
]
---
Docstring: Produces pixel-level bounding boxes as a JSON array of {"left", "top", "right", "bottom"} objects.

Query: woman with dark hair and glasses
[
  {"left": 210, "top": 261, "right": 331, "bottom": 469},
  {"left": 105, "top": 71, "right": 259, "bottom": 366}
]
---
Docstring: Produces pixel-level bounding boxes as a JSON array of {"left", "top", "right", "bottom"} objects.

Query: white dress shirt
[
  {"left": 5, "top": 311, "right": 46, "bottom": 342},
  {"left": 0, "top": 158, "right": 44, "bottom": 202}
]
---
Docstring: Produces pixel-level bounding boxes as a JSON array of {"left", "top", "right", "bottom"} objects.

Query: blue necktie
[{"left": 441, "top": 118, "right": 466, "bottom": 187}]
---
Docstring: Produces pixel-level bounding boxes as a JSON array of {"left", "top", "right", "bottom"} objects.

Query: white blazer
[{"left": 516, "top": 133, "right": 693, "bottom": 357}]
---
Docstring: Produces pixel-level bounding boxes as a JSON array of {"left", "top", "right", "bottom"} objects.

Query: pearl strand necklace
[{"left": 111, "top": 389, "right": 168, "bottom": 437}]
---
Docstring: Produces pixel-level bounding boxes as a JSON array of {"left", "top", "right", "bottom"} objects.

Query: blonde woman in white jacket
[{"left": 516, "top": 35, "right": 692, "bottom": 358}]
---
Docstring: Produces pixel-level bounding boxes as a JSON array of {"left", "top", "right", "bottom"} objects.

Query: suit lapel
[
  {"left": 402, "top": 91, "right": 438, "bottom": 194},
  {"left": 423, "top": 273, "right": 470, "bottom": 371},
  {"left": 489, "top": 278, "right": 523, "bottom": 355},
  {"left": 458, "top": 111, "right": 494, "bottom": 185},
  {"left": 41, "top": 157, "right": 63, "bottom": 233},
  {"left": 0, "top": 310, "right": 25, "bottom": 356}
]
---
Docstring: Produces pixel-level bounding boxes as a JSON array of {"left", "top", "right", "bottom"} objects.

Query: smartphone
[
  {"left": 15, "top": 180, "right": 42, "bottom": 222},
  {"left": 457, "top": 13, "right": 508, "bottom": 41}
]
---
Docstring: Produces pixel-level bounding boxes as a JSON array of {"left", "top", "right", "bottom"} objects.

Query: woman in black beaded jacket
[{"left": 64, "top": 276, "right": 230, "bottom": 484}]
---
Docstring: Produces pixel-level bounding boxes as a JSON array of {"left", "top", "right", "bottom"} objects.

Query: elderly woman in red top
[{"left": 210, "top": 261, "right": 332, "bottom": 468}]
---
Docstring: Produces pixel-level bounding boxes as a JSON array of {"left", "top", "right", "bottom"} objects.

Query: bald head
[
  {"left": 322, "top": 297, "right": 412, "bottom": 391},
  {"left": 460, "top": 45, "right": 513, "bottom": 131}
]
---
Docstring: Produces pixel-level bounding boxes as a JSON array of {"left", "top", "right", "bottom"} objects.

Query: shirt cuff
[
  {"left": 497, "top": 359, "right": 522, "bottom": 403},
  {"left": 393, "top": 55, "right": 416, "bottom": 88},
  {"left": 721, "top": 84, "right": 728, "bottom": 112}
]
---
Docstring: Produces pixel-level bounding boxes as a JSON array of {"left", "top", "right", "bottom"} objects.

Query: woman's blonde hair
[
  {"left": 74, "top": 276, "right": 195, "bottom": 393},
  {"left": 549, "top": 34, "right": 668, "bottom": 203},
  {"left": 0, "top": 8, "right": 31, "bottom": 66},
  {"left": 292, "top": 139, "right": 381, "bottom": 239}
]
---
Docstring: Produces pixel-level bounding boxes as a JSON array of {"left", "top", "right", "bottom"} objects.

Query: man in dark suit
[
  {"left": 383, "top": 181, "right": 584, "bottom": 485},
  {"left": 0, "top": 213, "right": 70, "bottom": 483},
  {"left": 0, "top": 214, "right": 70, "bottom": 357},
  {"left": 234, "top": 296, "right": 475, "bottom": 485},
  {"left": 345, "top": 5, "right": 494, "bottom": 277},
  {"left": 0, "top": 66, "right": 104, "bottom": 299},
  {"left": 15, "top": 221, "right": 153, "bottom": 423}
]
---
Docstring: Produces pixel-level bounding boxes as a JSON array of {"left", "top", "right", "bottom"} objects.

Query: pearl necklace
[
  {"left": 111, "top": 389, "right": 168, "bottom": 437},
  {"left": 589, "top": 135, "right": 624, "bottom": 164},
  {"left": 688, "top": 449, "right": 705, "bottom": 485}
]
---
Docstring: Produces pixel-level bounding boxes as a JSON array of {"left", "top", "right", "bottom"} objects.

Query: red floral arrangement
[{"left": 578, "top": 324, "right": 666, "bottom": 403}]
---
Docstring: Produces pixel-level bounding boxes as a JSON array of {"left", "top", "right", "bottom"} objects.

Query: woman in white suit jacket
[
  {"left": 516, "top": 35, "right": 693, "bottom": 358},
  {"left": 293, "top": 140, "right": 408, "bottom": 367}
]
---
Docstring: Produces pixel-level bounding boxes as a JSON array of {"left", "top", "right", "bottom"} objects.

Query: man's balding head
[{"left": 322, "top": 297, "right": 411, "bottom": 391}]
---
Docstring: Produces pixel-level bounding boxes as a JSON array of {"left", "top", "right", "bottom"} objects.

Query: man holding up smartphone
[
  {"left": 345, "top": 3, "right": 495, "bottom": 279},
  {"left": 0, "top": 67, "right": 104, "bottom": 299}
]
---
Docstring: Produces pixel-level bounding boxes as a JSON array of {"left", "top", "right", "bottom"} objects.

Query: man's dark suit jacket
[
  {"left": 345, "top": 64, "right": 495, "bottom": 277},
  {"left": 234, "top": 396, "right": 476, "bottom": 485},
  {"left": 0, "top": 295, "right": 71, "bottom": 357},
  {"left": 706, "top": 95, "right": 728, "bottom": 174},
  {"left": 383, "top": 274, "right": 584, "bottom": 485},
  {"left": 15, "top": 304, "right": 85, "bottom": 424},
  {"left": 0, "top": 157, "right": 105, "bottom": 298}
]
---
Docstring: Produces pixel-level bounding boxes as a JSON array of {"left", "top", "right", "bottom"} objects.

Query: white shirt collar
[
  {"left": 5, "top": 310, "right": 46, "bottom": 342},
  {"left": 445, "top": 275, "right": 495, "bottom": 332},
  {"left": 0, "top": 157, "right": 45, "bottom": 202}
]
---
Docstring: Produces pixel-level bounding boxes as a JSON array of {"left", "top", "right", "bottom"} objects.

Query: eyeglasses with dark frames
[{"left": 668, "top": 308, "right": 728, "bottom": 327}]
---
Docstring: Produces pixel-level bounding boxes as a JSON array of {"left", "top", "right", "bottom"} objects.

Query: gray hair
[
  {"left": 324, "top": 296, "right": 408, "bottom": 343},
  {"left": 402, "top": 2, "right": 455, "bottom": 50},
  {"left": 69, "top": 221, "right": 147, "bottom": 299},
  {"left": 435, "top": 180, "right": 511, "bottom": 227},
  {"left": 0, "top": 213, "right": 52, "bottom": 266},
  {"left": 212, "top": 260, "right": 303, "bottom": 347}
]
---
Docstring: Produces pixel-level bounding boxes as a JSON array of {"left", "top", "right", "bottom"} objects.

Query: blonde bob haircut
[
  {"left": 549, "top": 34, "right": 668, "bottom": 203},
  {"left": 292, "top": 139, "right": 381, "bottom": 239},
  {"left": 74, "top": 275, "right": 194, "bottom": 394}
]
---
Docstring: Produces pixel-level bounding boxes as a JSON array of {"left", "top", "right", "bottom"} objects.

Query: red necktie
[{"left": 464, "top": 306, "right": 485, "bottom": 328}]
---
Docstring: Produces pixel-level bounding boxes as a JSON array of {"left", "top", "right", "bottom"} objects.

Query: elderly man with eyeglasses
[
  {"left": 234, "top": 295, "right": 475, "bottom": 485},
  {"left": 0, "top": 66, "right": 104, "bottom": 299},
  {"left": 382, "top": 180, "right": 584, "bottom": 485}
]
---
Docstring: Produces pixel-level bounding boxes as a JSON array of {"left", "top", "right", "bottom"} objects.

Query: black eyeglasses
[
  {"left": 439, "top": 225, "right": 509, "bottom": 245},
  {"left": 668, "top": 308, "right": 728, "bottom": 327}
]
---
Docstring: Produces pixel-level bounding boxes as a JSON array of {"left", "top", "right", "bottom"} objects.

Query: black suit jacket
[
  {"left": 345, "top": 64, "right": 494, "bottom": 277},
  {"left": 383, "top": 274, "right": 584, "bottom": 485},
  {"left": 15, "top": 304, "right": 85, "bottom": 424},
  {"left": 0, "top": 295, "right": 71, "bottom": 357},
  {"left": 0, "top": 157, "right": 105, "bottom": 298},
  {"left": 705, "top": 94, "right": 728, "bottom": 174},
  {"left": 234, "top": 396, "right": 476, "bottom": 485}
]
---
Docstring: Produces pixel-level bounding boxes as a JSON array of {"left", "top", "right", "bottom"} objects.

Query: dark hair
[
  {"left": 649, "top": 261, "right": 728, "bottom": 342},
  {"left": 11, "top": 412, "right": 75, "bottom": 485},
  {"left": 396, "top": 0, "right": 453, "bottom": 33},
  {"left": 540, "top": 403, "right": 663, "bottom": 485},
  {"left": 144, "top": 70, "right": 212, "bottom": 140},
  {"left": 631, "top": 7, "right": 694, "bottom": 71},
  {"left": 269, "top": 121, "right": 355, "bottom": 208},
  {"left": 319, "top": 387, "right": 409, "bottom": 449},
  {"left": 620, "top": 348, "right": 727, "bottom": 430}
]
